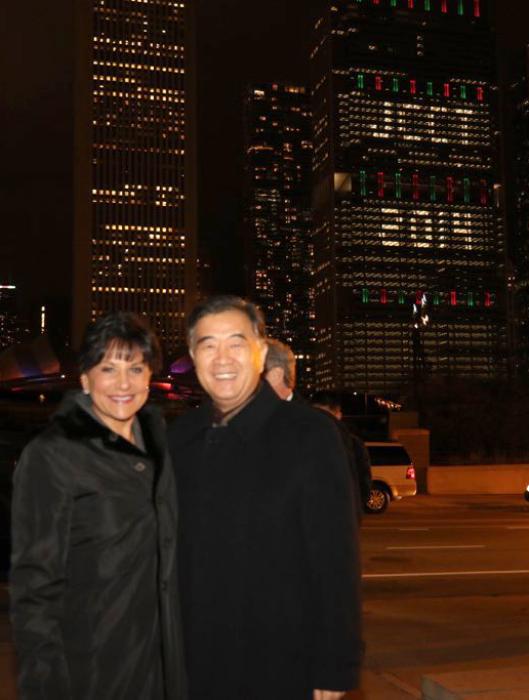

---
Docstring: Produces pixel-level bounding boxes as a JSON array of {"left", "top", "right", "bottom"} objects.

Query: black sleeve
[
  {"left": 300, "top": 418, "right": 363, "bottom": 691},
  {"left": 10, "top": 441, "right": 74, "bottom": 699}
]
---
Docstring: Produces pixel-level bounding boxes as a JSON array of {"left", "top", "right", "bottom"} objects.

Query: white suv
[{"left": 364, "top": 441, "right": 416, "bottom": 514}]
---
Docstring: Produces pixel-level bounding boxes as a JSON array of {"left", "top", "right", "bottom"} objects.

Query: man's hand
[{"left": 313, "top": 691, "right": 346, "bottom": 700}]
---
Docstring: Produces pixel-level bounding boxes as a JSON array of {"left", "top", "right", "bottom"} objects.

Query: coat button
[{"left": 134, "top": 462, "right": 146, "bottom": 472}]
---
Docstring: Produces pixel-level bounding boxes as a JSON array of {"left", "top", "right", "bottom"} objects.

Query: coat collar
[
  {"left": 191, "top": 381, "right": 282, "bottom": 441},
  {"left": 53, "top": 390, "right": 166, "bottom": 459}
]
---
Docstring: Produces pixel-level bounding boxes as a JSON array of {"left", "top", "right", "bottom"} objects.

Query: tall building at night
[
  {"left": 74, "top": 0, "right": 197, "bottom": 359},
  {"left": 311, "top": 0, "right": 507, "bottom": 392},
  {"left": 244, "top": 83, "right": 315, "bottom": 389},
  {"left": 3, "top": 1, "right": 197, "bottom": 362}
]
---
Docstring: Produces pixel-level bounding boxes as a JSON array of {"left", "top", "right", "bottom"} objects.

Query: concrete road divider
[{"left": 427, "top": 465, "right": 529, "bottom": 495}]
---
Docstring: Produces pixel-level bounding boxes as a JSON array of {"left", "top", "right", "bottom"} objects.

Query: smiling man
[{"left": 168, "top": 295, "right": 363, "bottom": 700}]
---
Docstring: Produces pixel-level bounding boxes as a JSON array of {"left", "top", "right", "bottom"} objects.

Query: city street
[
  {"left": 3, "top": 495, "right": 529, "bottom": 698},
  {"left": 359, "top": 494, "right": 529, "bottom": 698}
]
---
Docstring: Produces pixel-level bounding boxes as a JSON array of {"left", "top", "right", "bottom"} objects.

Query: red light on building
[
  {"left": 473, "top": 0, "right": 481, "bottom": 17},
  {"left": 380, "top": 288, "right": 388, "bottom": 304},
  {"left": 375, "top": 75, "right": 383, "bottom": 91},
  {"left": 484, "top": 291, "right": 492, "bottom": 307},
  {"left": 415, "top": 290, "right": 423, "bottom": 306},
  {"left": 446, "top": 176, "right": 454, "bottom": 203},
  {"left": 480, "top": 179, "right": 488, "bottom": 205},
  {"left": 377, "top": 171, "right": 385, "bottom": 197},
  {"left": 410, "top": 79, "right": 417, "bottom": 95},
  {"left": 450, "top": 291, "right": 457, "bottom": 306},
  {"left": 477, "top": 86, "right": 484, "bottom": 102},
  {"left": 441, "top": 0, "right": 448, "bottom": 12},
  {"left": 408, "top": 0, "right": 414, "bottom": 8},
  {"left": 412, "top": 173, "right": 420, "bottom": 200},
  {"left": 443, "top": 82, "right": 450, "bottom": 97}
]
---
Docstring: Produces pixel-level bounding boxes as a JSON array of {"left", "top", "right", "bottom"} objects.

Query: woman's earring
[{"left": 83, "top": 388, "right": 90, "bottom": 395}]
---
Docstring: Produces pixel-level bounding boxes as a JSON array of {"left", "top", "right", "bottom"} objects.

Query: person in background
[
  {"left": 312, "top": 389, "right": 373, "bottom": 514},
  {"left": 169, "top": 295, "right": 363, "bottom": 700},
  {"left": 263, "top": 337, "right": 297, "bottom": 400},
  {"left": 10, "top": 312, "right": 186, "bottom": 700}
]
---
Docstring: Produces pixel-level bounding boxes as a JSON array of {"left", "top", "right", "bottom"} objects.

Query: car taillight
[{"left": 406, "top": 464, "right": 416, "bottom": 480}]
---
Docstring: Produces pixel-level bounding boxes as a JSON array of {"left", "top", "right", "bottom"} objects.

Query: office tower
[
  {"left": 244, "top": 83, "right": 315, "bottom": 389},
  {"left": 311, "top": 0, "right": 507, "bottom": 392},
  {"left": 0, "top": 286, "right": 30, "bottom": 351},
  {"left": 74, "top": 0, "right": 197, "bottom": 360},
  {"left": 3, "top": 1, "right": 197, "bottom": 362},
  {"left": 511, "top": 51, "right": 529, "bottom": 373}
]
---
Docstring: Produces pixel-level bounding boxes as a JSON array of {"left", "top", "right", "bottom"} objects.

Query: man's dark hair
[
  {"left": 264, "top": 338, "right": 296, "bottom": 389},
  {"left": 311, "top": 390, "right": 342, "bottom": 411},
  {"left": 78, "top": 312, "right": 162, "bottom": 374},
  {"left": 187, "top": 295, "right": 266, "bottom": 345}
]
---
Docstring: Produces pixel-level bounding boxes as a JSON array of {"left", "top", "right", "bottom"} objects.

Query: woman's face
[{"left": 80, "top": 343, "right": 152, "bottom": 438}]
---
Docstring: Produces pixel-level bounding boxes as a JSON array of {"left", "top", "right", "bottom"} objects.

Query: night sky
[{"left": 196, "top": 0, "right": 529, "bottom": 293}]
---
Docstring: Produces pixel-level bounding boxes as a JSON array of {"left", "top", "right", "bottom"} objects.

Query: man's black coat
[{"left": 169, "top": 382, "right": 362, "bottom": 700}]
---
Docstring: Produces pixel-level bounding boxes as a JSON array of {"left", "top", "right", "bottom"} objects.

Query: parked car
[{"left": 364, "top": 441, "right": 416, "bottom": 514}]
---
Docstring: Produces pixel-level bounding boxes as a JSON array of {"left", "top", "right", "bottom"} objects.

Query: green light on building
[
  {"left": 357, "top": 73, "right": 365, "bottom": 89},
  {"left": 398, "top": 291, "right": 406, "bottom": 305},
  {"left": 460, "top": 85, "right": 467, "bottom": 99},
  {"left": 362, "top": 288, "right": 369, "bottom": 303},
  {"left": 392, "top": 77, "right": 399, "bottom": 93},
  {"left": 430, "top": 176, "right": 436, "bottom": 202},
  {"left": 395, "top": 172, "right": 402, "bottom": 198},
  {"left": 360, "top": 169, "right": 367, "bottom": 196},
  {"left": 426, "top": 81, "right": 433, "bottom": 97}
]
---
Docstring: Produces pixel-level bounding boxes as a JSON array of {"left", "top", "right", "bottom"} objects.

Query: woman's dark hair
[
  {"left": 187, "top": 295, "right": 266, "bottom": 345},
  {"left": 78, "top": 312, "right": 162, "bottom": 374}
]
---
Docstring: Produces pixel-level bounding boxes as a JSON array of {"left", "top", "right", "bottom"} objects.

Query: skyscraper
[
  {"left": 311, "top": 0, "right": 507, "bottom": 392},
  {"left": 3, "top": 1, "right": 196, "bottom": 362},
  {"left": 244, "top": 83, "right": 315, "bottom": 389},
  {"left": 74, "top": 0, "right": 197, "bottom": 359},
  {"left": 511, "top": 50, "right": 529, "bottom": 374}
]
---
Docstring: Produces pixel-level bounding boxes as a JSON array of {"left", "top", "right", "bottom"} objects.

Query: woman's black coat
[
  {"left": 10, "top": 392, "right": 186, "bottom": 700},
  {"left": 168, "top": 382, "right": 362, "bottom": 700}
]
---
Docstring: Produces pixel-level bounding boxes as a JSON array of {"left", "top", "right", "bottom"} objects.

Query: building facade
[
  {"left": 312, "top": 0, "right": 507, "bottom": 392},
  {"left": 244, "top": 83, "right": 315, "bottom": 389},
  {"left": 73, "top": 0, "right": 197, "bottom": 361},
  {"left": 511, "top": 52, "right": 529, "bottom": 375}
]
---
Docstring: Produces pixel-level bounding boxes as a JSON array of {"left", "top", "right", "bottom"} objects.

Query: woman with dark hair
[{"left": 10, "top": 312, "right": 186, "bottom": 700}]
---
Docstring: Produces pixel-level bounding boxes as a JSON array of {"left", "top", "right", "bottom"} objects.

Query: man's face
[{"left": 190, "top": 309, "right": 267, "bottom": 412}]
